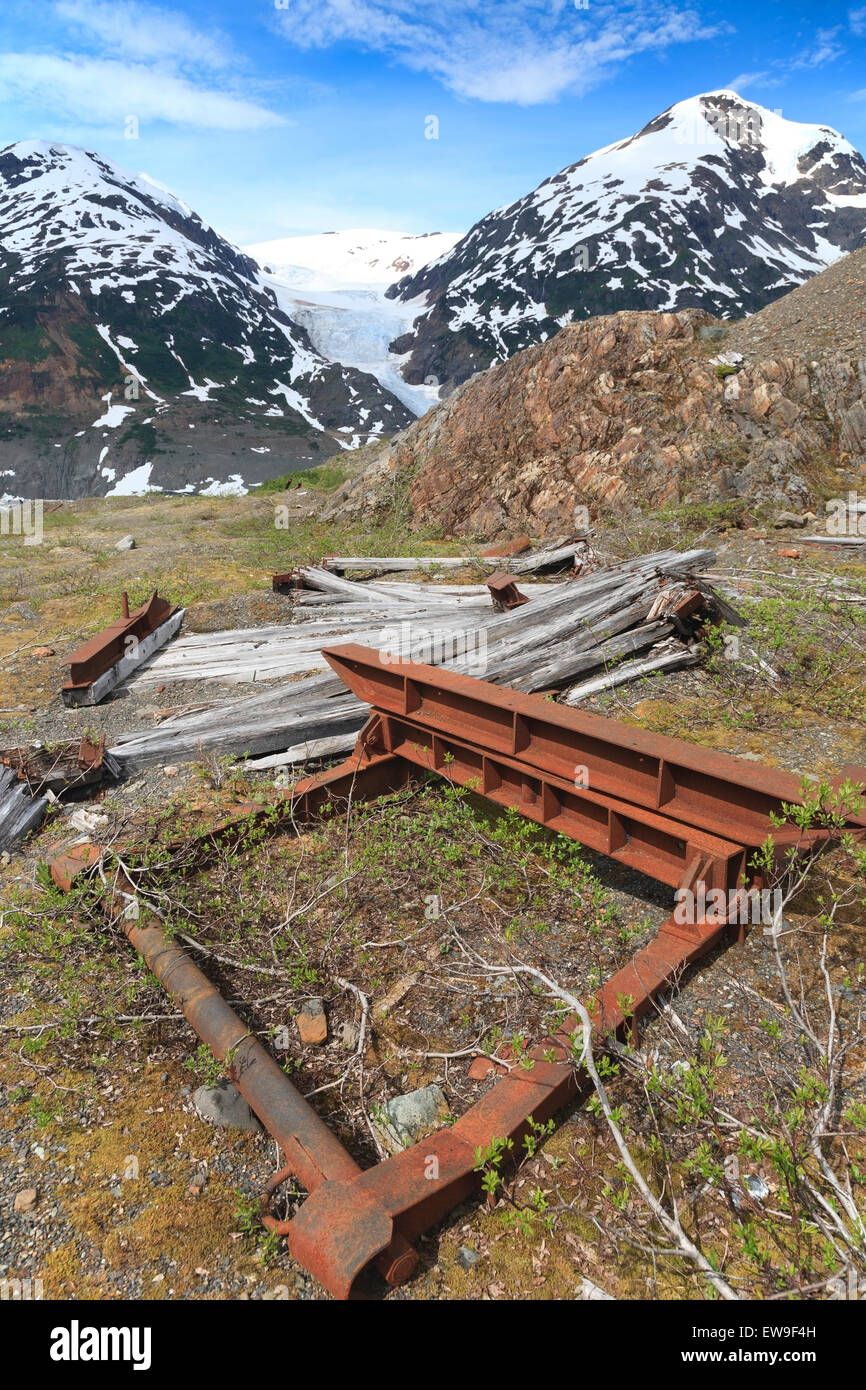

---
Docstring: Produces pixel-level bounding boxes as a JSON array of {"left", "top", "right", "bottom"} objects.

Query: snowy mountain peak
[
  {"left": 387, "top": 92, "right": 866, "bottom": 391},
  {"left": 0, "top": 140, "right": 413, "bottom": 497},
  {"left": 649, "top": 92, "right": 861, "bottom": 186}
]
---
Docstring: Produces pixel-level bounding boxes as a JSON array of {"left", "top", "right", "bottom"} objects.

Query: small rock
[
  {"left": 337, "top": 1020, "right": 358, "bottom": 1050},
  {"left": 68, "top": 808, "right": 109, "bottom": 834},
  {"left": 13, "top": 1188, "right": 37, "bottom": 1213},
  {"left": 456, "top": 1245, "right": 481, "bottom": 1270},
  {"left": 115, "top": 535, "right": 136, "bottom": 551},
  {"left": 375, "top": 1084, "right": 450, "bottom": 1154},
  {"left": 163, "top": 765, "right": 179, "bottom": 778},
  {"left": 193, "top": 1080, "right": 264, "bottom": 1133},
  {"left": 372, "top": 972, "right": 420, "bottom": 1020},
  {"left": 743, "top": 1174, "right": 769, "bottom": 1201},
  {"left": 776, "top": 547, "right": 800, "bottom": 559},
  {"left": 296, "top": 998, "right": 327, "bottom": 1046},
  {"left": 575, "top": 1277, "right": 614, "bottom": 1301},
  {"left": 30, "top": 646, "right": 55, "bottom": 659},
  {"left": 772, "top": 511, "right": 807, "bottom": 529}
]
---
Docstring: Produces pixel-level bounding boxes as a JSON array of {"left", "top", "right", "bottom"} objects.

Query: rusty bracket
[
  {"left": 486, "top": 571, "right": 529, "bottom": 612},
  {"left": 272, "top": 569, "right": 306, "bottom": 594},
  {"left": 1, "top": 735, "right": 112, "bottom": 796}
]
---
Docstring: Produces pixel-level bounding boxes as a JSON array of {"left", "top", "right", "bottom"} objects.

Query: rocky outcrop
[{"left": 324, "top": 307, "right": 866, "bottom": 535}]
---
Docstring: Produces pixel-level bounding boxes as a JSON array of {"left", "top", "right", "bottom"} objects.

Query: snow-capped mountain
[
  {"left": 0, "top": 142, "right": 414, "bottom": 498},
  {"left": 388, "top": 92, "right": 866, "bottom": 391},
  {"left": 245, "top": 229, "right": 462, "bottom": 292},
  {"left": 244, "top": 229, "right": 463, "bottom": 417}
]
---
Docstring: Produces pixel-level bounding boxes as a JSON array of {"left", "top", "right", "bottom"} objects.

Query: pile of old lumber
[
  {"left": 112, "top": 548, "right": 720, "bottom": 773},
  {"left": 133, "top": 570, "right": 555, "bottom": 686}
]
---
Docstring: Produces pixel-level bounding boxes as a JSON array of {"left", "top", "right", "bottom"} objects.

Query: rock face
[
  {"left": 387, "top": 91, "right": 866, "bottom": 393},
  {"left": 0, "top": 141, "right": 413, "bottom": 498},
  {"left": 324, "top": 306, "right": 866, "bottom": 535}
]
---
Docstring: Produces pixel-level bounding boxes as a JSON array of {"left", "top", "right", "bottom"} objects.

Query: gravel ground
[{"left": 725, "top": 243, "right": 866, "bottom": 363}]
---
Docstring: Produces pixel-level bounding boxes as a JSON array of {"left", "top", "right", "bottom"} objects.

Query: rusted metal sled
[
  {"left": 49, "top": 645, "right": 866, "bottom": 1299},
  {"left": 0, "top": 736, "right": 119, "bottom": 854},
  {"left": 61, "top": 591, "right": 184, "bottom": 707},
  {"left": 0, "top": 735, "right": 117, "bottom": 796}
]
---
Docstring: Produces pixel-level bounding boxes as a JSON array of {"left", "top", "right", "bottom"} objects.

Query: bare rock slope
[{"left": 325, "top": 294, "right": 866, "bottom": 534}]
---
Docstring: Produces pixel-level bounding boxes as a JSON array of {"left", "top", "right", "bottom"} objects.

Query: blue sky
[{"left": 1, "top": 0, "right": 864, "bottom": 245}]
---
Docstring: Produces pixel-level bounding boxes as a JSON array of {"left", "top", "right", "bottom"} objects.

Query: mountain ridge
[
  {"left": 387, "top": 91, "right": 866, "bottom": 392},
  {"left": 0, "top": 141, "right": 414, "bottom": 498}
]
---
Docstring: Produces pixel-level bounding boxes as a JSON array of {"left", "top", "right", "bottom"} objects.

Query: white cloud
[
  {"left": 0, "top": 54, "right": 285, "bottom": 130},
  {"left": 791, "top": 26, "right": 846, "bottom": 70},
  {"left": 0, "top": 1, "right": 286, "bottom": 131},
  {"left": 850, "top": 7, "right": 866, "bottom": 36},
  {"left": 53, "top": 0, "right": 233, "bottom": 70},
  {"left": 273, "top": 1, "right": 727, "bottom": 105},
  {"left": 725, "top": 71, "right": 771, "bottom": 91}
]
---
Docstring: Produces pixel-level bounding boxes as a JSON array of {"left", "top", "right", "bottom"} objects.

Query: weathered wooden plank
[{"left": 563, "top": 642, "right": 699, "bottom": 704}]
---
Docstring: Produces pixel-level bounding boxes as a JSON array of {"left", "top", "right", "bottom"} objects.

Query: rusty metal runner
[
  {"left": 62, "top": 591, "right": 179, "bottom": 700},
  {"left": 322, "top": 643, "right": 866, "bottom": 845}
]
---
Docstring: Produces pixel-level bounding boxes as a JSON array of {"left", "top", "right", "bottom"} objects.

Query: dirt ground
[{"left": 1, "top": 488, "right": 864, "bottom": 1301}]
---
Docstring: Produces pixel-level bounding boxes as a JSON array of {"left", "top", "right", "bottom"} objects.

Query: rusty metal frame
[{"left": 47, "top": 644, "right": 866, "bottom": 1299}]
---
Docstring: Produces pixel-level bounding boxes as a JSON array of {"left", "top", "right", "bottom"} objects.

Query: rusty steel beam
[
  {"left": 363, "top": 710, "right": 746, "bottom": 892},
  {"left": 268, "top": 883, "right": 735, "bottom": 1295},
  {"left": 65, "top": 591, "right": 177, "bottom": 688},
  {"left": 52, "top": 826, "right": 733, "bottom": 1299},
  {"left": 94, "top": 862, "right": 417, "bottom": 1289},
  {"left": 321, "top": 644, "right": 866, "bottom": 845},
  {"left": 62, "top": 591, "right": 181, "bottom": 706}
]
